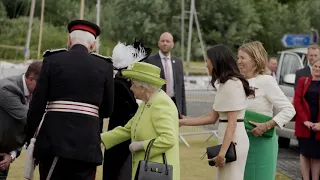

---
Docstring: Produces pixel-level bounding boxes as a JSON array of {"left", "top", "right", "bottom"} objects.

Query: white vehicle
[{"left": 275, "top": 48, "right": 308, "bottom": 148}]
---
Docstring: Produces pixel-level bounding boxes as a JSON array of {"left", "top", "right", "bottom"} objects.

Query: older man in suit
[
  {"left": 294, "top": 45, "right": 320, "bottom": 89},
  {"left": 0, "top": 61, "right": 42, "bottom": 180},
  {"left": 145, "top": 32, "right": 186, "bottom": 118}
]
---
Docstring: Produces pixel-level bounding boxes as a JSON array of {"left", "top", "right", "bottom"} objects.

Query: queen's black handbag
[{"left": 134, "top": 139, "right": 173, "bottom": 180}]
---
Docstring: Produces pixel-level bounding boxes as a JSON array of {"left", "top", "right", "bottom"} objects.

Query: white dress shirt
[
  {"left": 159, "top": 51, "right": 174, "bottom": 97},
  {"left": 22, "top": 74, "right": 30, "bottom": 97},
  {"left": 22, "top": 74, "right": 31, "bottom": 104}
]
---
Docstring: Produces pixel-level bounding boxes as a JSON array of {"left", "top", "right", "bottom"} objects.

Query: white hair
[
  {"left": 69, "top": 30, "right": 96, "bottom": 49},
  {"left": 132, "top": 79, "right": 161, "bottom": 93}
]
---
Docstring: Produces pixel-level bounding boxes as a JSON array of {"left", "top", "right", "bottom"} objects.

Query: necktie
[{"left": 164, "top": 57, "right": 172, "bottom": 96}]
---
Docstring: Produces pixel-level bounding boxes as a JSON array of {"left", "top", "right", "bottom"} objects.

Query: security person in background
[{"left": 25, "top": 20, "right": 114, "bottom": 180}]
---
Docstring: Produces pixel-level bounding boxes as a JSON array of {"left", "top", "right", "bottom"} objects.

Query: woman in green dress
[{"left": 237, "top": 41, "right": 296, "bottom": 180}]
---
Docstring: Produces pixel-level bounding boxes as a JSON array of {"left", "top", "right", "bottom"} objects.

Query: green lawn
[{"left": 7, "top": 134, "right": 291, "bottom": 180}]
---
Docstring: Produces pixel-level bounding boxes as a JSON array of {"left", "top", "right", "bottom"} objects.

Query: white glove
[{"left": 129, "top": 141, "right": 144, "bottom": 152}]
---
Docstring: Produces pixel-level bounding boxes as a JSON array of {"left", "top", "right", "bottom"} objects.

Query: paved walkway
[{"left": 277, "top": 144, "right": 301, "bottom": 180}]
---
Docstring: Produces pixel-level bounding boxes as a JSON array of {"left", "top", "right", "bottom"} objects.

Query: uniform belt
[
  {"left": 46, "top": 101, "right": 99, "bottom": 117},
  {"left": 219, "top": 119, "right": 244, "bottom": 123}
]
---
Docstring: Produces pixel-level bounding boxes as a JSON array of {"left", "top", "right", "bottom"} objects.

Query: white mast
[
  {"left": 24, "top": 0, "right": 36, "bottom": 63},
  {"left": 96, "top": 0, "right": 101, "bottom": 53},
  {"left": 37, "top": 0, "right": 46, "bottom": 59}
]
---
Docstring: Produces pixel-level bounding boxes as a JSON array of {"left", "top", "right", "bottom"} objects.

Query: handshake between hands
[{"left": 304, "top": 121, "right": 320, "bottom": 131}]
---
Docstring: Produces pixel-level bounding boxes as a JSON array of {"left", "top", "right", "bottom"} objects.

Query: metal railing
[{"left": 180, "top": 88, "right": 218, "bottom": 147}]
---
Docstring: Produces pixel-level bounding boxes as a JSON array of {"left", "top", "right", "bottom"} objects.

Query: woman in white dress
[{"left": 180, "top": 44, "right": 254, "bottom": 180}]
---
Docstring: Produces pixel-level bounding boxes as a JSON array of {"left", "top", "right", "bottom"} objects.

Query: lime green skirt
[{"left": 244, "top": 131, "right": 278, "bottom": 180}]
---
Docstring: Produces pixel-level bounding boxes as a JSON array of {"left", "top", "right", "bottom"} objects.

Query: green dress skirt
[{"left": 244, "top": 130, "right": 278, "bottom": 180}]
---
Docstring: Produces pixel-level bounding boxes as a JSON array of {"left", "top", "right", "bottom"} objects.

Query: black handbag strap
[
  {"left": 144, "top": 139, "right": 169, "bottom": 175},
  {"left": 143, "top": 139, "right": 155, "bottom": 160}
]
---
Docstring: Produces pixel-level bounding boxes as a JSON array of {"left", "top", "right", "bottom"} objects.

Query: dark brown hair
[
  {"left": 207, "top": 44, "right": 254, "bottom": 97},
  {"left": 25, "top": 61, "right": 42, "bottom": 78}
]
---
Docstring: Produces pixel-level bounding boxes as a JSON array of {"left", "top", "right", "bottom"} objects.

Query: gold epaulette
[
  {"left": 90, "top": 52, "right": 112, "bottom": 63},
  {"left": 43, "top": 48, "right": 67, "bottom": 57}
]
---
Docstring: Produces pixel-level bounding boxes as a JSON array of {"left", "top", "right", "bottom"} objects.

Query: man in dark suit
[
  {"left": 25, "top": 20, "right": 114, "bottom": 180},
  {"left": 294, "top": 45, "right": 320, "bottom": 89},
  {"left": 0, "top": 61, "right": 42, "bottom": 180},
  {"left": 267, "top": 57, "right": 278, "bottom": 78},
  {"left": 145, "top": 32, "right": 186, "bottom": 118}
]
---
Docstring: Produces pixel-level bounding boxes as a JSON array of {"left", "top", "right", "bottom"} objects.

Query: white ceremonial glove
[{"left": 129, "top": 141, "right": 144, "bottom": 152}]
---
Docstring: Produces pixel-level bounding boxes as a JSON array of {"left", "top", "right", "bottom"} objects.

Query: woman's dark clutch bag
[{"left": 201, "top": 142, "right": 237, "bottom": 166}]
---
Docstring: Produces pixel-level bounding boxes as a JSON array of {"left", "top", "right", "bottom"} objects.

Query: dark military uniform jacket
[{"left": 25, "top": 44, "right": 114, "bottom": 165}]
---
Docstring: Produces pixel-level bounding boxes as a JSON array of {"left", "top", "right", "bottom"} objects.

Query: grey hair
[
  {"left": 132, "top": 80, "right": 161, "bottom": 92},
  {"left": 69, "top": 30, "right": 96, "bottom": 50}
]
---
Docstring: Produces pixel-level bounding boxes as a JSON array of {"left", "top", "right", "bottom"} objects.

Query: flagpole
[
  {"left": 96, "top": 0, "right": 101, "bottom": 53},
  {"left": 24, "top": 0, "right": 36, "bottom": 63},
  {"left": 37, "top": 0, "right": 46, "bottom": 59},
  {"left": 80, "top": 0, "right": 84, "bottom": 19}
]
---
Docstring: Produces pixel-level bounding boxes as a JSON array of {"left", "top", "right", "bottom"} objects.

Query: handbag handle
[
  {"left": 143, "top": 139, "right": 169, "bottom": 175},
  {"left": 143, "top": 139, "right": 155, "bottom": 160}
]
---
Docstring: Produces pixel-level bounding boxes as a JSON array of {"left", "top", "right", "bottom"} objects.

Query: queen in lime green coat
[{"left": 101, "top": 62, "right": 180, "bottom": 180}]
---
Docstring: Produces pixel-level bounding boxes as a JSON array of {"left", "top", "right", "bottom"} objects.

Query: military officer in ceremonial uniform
[{"left": 25, "top": 20, "right": 114, "bottom": 180}]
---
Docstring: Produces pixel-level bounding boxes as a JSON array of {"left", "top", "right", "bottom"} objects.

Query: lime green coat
[{"left": 101, "top": 90, "right": 180, "bottom": 180}]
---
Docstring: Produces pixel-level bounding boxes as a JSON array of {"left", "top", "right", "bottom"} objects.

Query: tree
[
  {"left": 252, "top": 0, "right": 291, "bottom": 54},
  {"left": 0, "top": 17, "right": 67, "bottom": 60},
  {"left": 198, "top": 0, "right": 262, "bottom": 50},
  {"left": 307, "top": 0, "right": 320, "bottom": 32},
  {"left": 34, "top": 0, "right": 80, "bottom": 27},
  {"left": 0, "top": 1, "right": 6, "bottom": 18},
  {"left": 100, "top": 0, "right": 181, "bottom": 47},
  {"left": 2, "top": 0, "right": 28, "bottom": 18}
]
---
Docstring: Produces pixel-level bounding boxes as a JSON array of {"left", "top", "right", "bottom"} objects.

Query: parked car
[{"left": 275, "top": 48, "right": 308, "bottom": 148}]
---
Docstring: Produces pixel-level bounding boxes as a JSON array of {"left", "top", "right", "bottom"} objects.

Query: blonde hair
[
  {"left": 238, "top": 41, "right": 269, "bottom": 76},
  {"left": 308, "top": 44, "right": 320, "bottom": 51}
]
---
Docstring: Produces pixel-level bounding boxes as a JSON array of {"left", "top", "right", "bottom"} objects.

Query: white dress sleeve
[
  {"left": 213, "top": 79, "right": 247, "bottom": 111},
  {"left": 262, "top": 75, "right": 296, "bottom": 128}
]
